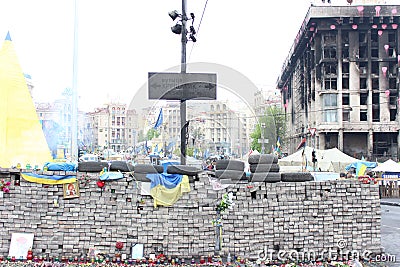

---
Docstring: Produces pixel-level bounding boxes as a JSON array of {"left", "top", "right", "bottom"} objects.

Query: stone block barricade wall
[{"left": 0, "top": 170, "right": 381, "bottom": 260}]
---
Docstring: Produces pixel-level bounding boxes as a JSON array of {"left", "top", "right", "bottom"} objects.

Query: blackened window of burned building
[
  {"left": 323, "top": 33, "right": 337, "bottom": 59},
  {"left": 372, "top": 93, "right": 380, "bottom": 122},
  {"left": 389, "top": 78, "right": 396, "bottom": 89},
  {"left": 371, "top": 48, "right": 378, "bottom": 58},
  {"left": 324, "top": 77, "right": 337, "bottom": 90},
  {"left": 390, "top": 109, "right": 396, "bottom": 121},
  {"left": 323, "top": 47, "right": 337, "bottom": 59},
  {"left": 372, "top": 78, "right": 379, "bottom": 90},
  {"left": 324, "top": 63, "right": 337, "bottom": 75},
  {"left": 359, "top": 62, "right": 368, "bottom": 75},
  {"left": 371, "top": 62, "right": 379, "bottom": 75},
  {"left": 388, "top": 31, "right": 396, "bottom": 43},
  {"left": 359, "top": 32, "right": 367, "bottom": 44},
  {"left": 342, "top": 62, "right": 349, "bottom": 74},
  {"left": 342, "top": 31, "right": 349, "bottom": 59},
  {"left": 360, "top": 78, "right": 367, "bottom": 90}
]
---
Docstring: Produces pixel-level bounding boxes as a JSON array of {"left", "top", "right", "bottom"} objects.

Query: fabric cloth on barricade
[
  {"left": 145, "top": 173, "right": 190, "bottom": 207},
  {"left": 21, "top": 172, "right": 76, "bottom": 184}
]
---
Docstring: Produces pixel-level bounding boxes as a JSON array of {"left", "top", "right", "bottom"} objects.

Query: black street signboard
[{"left": 148, "top": 72, "right": 217, "bottom": 100}]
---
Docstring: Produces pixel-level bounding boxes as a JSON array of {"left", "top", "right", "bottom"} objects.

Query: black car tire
[
  {"left": 215, "top": 160, "right": 245, "bottom": 171},
  {"left": 78, "top": 162, "right": 109, "bottom": 172},
  {"left": 249, "top": 172, "right": 281, "bottom": 183},
  {"left": 134, "top": 164, "right": 164, "bottom": 174},
  {"left": 215, "top": 170, "right": 245, "bottom": 180},
  {"left": 248, "top": 154, "right": 278, "bottom": 165},
  {"left": 281, "top": 172, "right": 314, "bottom": 182},
  {"left": 250, "top": 163, "right": 280, "bottom": 173},
  {"left": 133, "top": 173, "right": 152, "bottom": 182},
  {"left": 166, "top": 165, "right": 202, "bottom": 176},
  {"left": 109, "top": 161, "right": 134, "bottom": 172}
]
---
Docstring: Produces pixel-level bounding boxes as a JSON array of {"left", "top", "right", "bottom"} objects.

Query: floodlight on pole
[
  {"left": 171, "top": 24, "right": 183, "bottom": 34},
  {"left": 169, "top": 10, "right": 180, "bottom": 21}
]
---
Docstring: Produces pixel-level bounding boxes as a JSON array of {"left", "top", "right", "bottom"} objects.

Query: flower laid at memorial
[
  {"left": 0, "top": 256, "right": 388, "bottom": 267},
  {"left": 216, "top": 192, "right": 235, "bottom": 213},
  {"left": 212, "top": 192, "right": 235, "bottom": 226},
  {"left": 0, "top": 179, "right": 11, "bottom": 193}
]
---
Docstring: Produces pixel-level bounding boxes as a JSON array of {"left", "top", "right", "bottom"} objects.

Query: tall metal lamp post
[{"left": 168, "top": 1, "right": 197, "bottom": 165}]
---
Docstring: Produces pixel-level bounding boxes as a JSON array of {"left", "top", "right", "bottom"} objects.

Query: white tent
[
  {"left": 371, "top": 159, "right": 400, "bottom": 172},
  {"left": 278, "top": 146, "right": 358, "bottom": 173}
]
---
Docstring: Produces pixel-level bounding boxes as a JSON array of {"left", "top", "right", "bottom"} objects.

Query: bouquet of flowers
[
  {"left": 216, "top": 191, "right": 235, "bottom": 213},
  {"left": 0, "top": 179, "right": 11, "bottom": 193}
]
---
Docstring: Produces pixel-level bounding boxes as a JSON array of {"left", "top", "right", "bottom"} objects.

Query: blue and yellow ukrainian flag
[
  {"left": 145, "top": 173, "right": 190, "bottom": 207},
  {"left": 21, "top": 172, "right": 76, "bottom": 185}
]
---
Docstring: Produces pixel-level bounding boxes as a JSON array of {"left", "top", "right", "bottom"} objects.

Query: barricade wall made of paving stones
[{"left": 0, "top": 170, "right": 381, "bottom": 260}]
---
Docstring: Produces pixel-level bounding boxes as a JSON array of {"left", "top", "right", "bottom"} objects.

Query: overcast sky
[{"left": 0, "top": 0, "right": 375, "bottom": 111}]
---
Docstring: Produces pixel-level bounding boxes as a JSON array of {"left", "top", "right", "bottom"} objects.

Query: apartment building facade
[
  {"left": 83, "top": 103, "right": 138, "bottom": 153},
  {"left": 277, "top": 4, "right": 400, "bottom": 161}
]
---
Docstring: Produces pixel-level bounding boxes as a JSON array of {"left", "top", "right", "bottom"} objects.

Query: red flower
[{"left": 115, "top": 241, "right": 124, "bottom": 250}]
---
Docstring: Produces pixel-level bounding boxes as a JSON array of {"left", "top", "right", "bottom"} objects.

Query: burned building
[{"left": 277, "top": 3, "right": 400, "bottom": 161}]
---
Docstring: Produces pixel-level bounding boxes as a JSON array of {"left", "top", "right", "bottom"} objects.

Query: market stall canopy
[
  {"left": 279, "top": 146, "right": 358, "bottom": 173},
  {"left": 371, "top": 159, "right": 400, "bottom": 172}
]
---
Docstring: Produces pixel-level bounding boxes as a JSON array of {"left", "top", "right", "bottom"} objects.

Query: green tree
[
  {"left": 186, "top": 147, "right": 194, "bottom": 157},
  {"left": 250, "top": 106, "right": 287, "bottom": 153},
  {"left": 146, "top": 128, "right": 160, "bottom": 140}
]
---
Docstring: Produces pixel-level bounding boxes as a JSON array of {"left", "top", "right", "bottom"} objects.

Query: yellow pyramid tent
[{"left": 0, "top": 32, "right": 52, "bottom": 168}]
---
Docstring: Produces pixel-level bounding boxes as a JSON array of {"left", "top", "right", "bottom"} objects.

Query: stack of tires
[
  {"left": 215, "top": 159, "right": 245, "bottom": 184},
  {"left": 281, "top": 172, "right": 314, "bottom": 182},
  {"left": 248, "top": 154, "right": 281, "bottom": 183},
  {"left": 166, "top": 165, "right": 202, "bottom": 183},
  {"left": 133, "top": 164, "right": 164, "bottom": 182}
]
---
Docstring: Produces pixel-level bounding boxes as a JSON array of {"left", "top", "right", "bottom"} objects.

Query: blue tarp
[
  {"left": 345, "top": 161, "right": 378, "bottom": 174},
  {"left": 44, "top": 162, "right": 77, "bottom": 171},
  {"left": 99, "top": 171, "right": 124, "bottom": 181}
]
